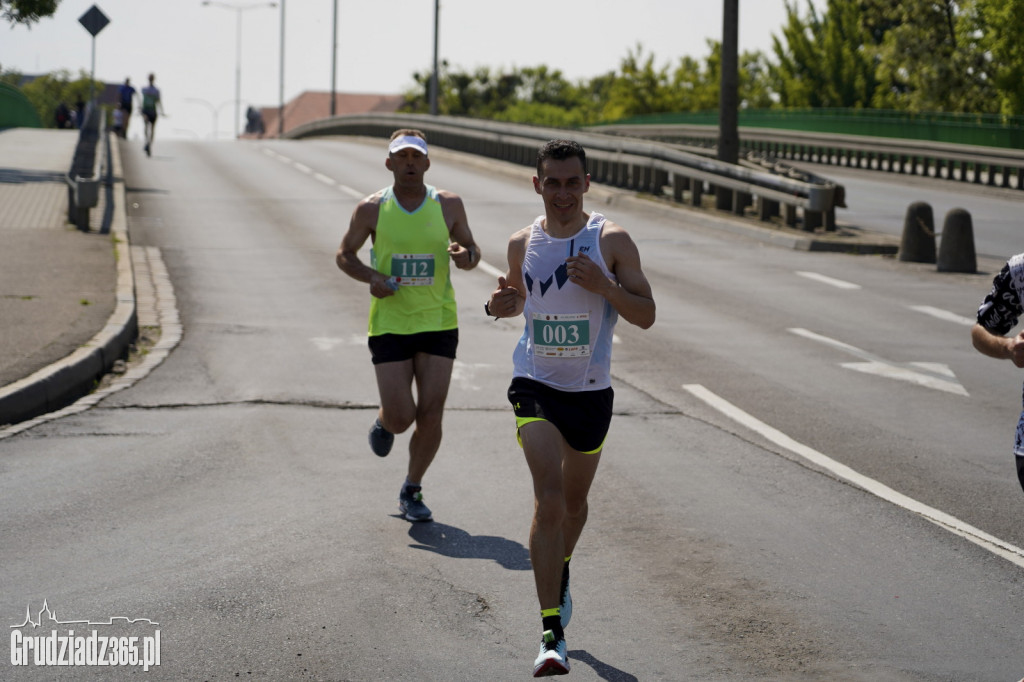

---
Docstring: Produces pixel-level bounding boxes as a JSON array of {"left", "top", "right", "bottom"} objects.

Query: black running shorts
[
  {"left": 368, "top": 329, "right": 458, "bottom": 365},
  {"left": 507, "top": 377, "right": 614, "bottom": 454}
]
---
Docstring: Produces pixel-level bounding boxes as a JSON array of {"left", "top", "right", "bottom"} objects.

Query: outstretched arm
[
  {"left": 972, "top": 324, "right": 1024, "bottom": 368},
  {"left": 487, "top": 227, "right": 529, "bottom": 318}
]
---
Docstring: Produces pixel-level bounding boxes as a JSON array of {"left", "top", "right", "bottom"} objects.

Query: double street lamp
[{"left": 202, "top": 1, "right": 277, "bottom": 139}]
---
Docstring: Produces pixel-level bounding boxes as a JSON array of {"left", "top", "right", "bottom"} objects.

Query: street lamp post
[
  {"left": 185, "top": 98, "right": 237, "bottom": 139},
  {"left": 201, "top": 1, "right": 277, "bottom": 139},
  {"left": 278, "top": 0, "right": 285, "bottom": 137},
  {"left": 430, "top": 0, "right": 439, "bottom": 116},
  {"left": 330, "top": 0, "right": 337, "bottom": 117}
]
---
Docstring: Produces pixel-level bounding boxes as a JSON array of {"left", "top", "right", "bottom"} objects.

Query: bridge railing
[
  {"left": 286, "top": 113, "right": 841, "bottom": 232},
  {"left": 65, "top": 102, "right": 105, "bottom": 231},
  {"left": 595, "top": 123, "right": 1024, "bottom": 192}
]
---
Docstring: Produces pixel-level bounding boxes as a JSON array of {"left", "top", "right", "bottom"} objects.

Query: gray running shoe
[
  {"left": 368, "top": 418, "right": 393, "bottom": 457},
  {"left": 559, "top": 563, "right": 572, "bottom": 629},
  {"left": 398, "top": 485, "right": 432, "bottom": 522},
  {"left": 532, "top": 629, "right": 569, "bottom": 677}
]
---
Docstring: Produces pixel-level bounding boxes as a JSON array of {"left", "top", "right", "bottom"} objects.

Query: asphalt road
[{"left": 1, "top": 136, "right": 1022, "bottom": 681}]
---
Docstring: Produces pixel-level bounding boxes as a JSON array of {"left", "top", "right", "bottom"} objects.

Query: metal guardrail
[
  {"left": 65, "top": 103, "right": 104, "bottom": 231},
  {"left": 287, "top": 113, "right": 841, "bottom": 231},
  {"left": 596, "top": 123, "right": 1024, "bottom": 191}
]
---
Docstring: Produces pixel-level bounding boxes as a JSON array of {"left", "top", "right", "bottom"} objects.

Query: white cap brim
[{"left": 388, "top": 135, "right": 428, "bottom": 156}]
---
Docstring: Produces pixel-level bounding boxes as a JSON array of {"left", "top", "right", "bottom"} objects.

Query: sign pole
[{"left": 78, "top": 5, "right": 110, "bottom": 103}]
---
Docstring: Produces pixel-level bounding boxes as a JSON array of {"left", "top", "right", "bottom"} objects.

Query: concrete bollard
[
  {"left": 899, "top": 201, "right": 936, "bottom": 263},
  {"left": 937, "top": 208, "right": 977, "bottom": 273}
]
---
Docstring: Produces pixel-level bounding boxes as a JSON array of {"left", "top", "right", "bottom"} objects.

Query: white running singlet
[{"left": 512, "top": 212, "right": 618, "bottom": 391}]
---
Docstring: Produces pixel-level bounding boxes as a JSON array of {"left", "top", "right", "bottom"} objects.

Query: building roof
[{"left": 253, "top": 91, "right": 405, "bottom": 138}]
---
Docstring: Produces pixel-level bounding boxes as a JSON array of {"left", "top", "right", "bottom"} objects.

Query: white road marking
[
  {"left": 476, "top": 260, "right": 505, "bottom": 279},
  {"left": 910, "top": 305, "right": 976, "bottom": 326},
  {"left": 338, "top": 184, "right": 364, "bottom": 200},
  {"left": 682, "top": 383, "right": 1024, "bottom": 569},
  {"left": 262, "top": 148, "right": 363, "bottom": 199},
  {"left": 311, "top": 335, "right": 364, "bottom": 351},
  {"left": 789, "top": 327, "right": 968, "bottom": 396},
  {"left": 796, "top": 271, "right": 861, "bottom": 290}
]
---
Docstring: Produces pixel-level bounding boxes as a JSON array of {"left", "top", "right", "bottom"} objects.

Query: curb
[{"left": 0, "top": 133, "right": 137, "bottom": 427}]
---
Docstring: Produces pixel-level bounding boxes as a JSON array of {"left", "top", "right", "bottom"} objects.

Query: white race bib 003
[{"left": 531, "top": 312, "right": 590, "bottom": 357}]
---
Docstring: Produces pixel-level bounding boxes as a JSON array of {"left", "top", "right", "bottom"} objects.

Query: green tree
[
  {"left": 671, "top": 48, "right": 720, "bottom": 112},
  {"left": 0, "top": 66, "right": 23, "bottom": 87},
  {"left": 601, "top": 44, "right": 686, "bottom": 120},
  {"left": 2, "top": 0, "right": 59, "bottom": 25},
  {"left": 969, "top": 0, "right": 1024, "bottom": 115},
  {"left": 20, "top": 69, "right": 100, "bottom": 128},
  {"left": 770, "top": 0, "right": 878, "bottom": 108}
]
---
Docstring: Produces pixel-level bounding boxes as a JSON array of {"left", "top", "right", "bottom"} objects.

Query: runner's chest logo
[
  {"left": 525, "top": 246, "right": 590, "bottom": 297},
  {"left": 525, "top": 264, "right": 570, "bottom": 297}
]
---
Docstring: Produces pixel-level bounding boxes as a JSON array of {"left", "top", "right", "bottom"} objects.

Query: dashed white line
[
  {"left": 910, "top": 305, "right": 975, "bottom": 326},
  {"left": 338, "top": 184, "right": 364, "bottom": 200},
  {"left": 682, "top": 383, "right": 1024, "bottom": 568},
  {"left": 796, "top": 271, "right": 861, "bottom": 290},
  {"left": 476, "top": 260, "right": 505, "bottom": 280},
  {"left": 262, "top": 148, "right": 363, "bottom": 200}
]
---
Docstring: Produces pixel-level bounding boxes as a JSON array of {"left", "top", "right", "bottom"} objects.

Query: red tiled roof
[{"left": 251, "top": 91, "right": 405, "bottom": 138}]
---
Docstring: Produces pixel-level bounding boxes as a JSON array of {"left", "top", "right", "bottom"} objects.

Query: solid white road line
[{"left": 682, "top": 383, "right": 1024, "bottom": 568}]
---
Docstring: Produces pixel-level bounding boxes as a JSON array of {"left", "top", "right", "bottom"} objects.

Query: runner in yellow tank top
[
  {"left": 368, "top": 184, "right": 457, "bottom": 336},
  {"left": 336, "top": 129, "right": 480, "bottom": 522}
]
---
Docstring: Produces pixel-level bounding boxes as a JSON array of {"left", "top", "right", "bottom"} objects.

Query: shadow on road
[
  {"left": 568, "top": 650, "right": 639, "bottom": 681},
  {"left": 407, "top": 522, "right": 530, "bottom": 570},
  {"left": 0, "top": 168, "right": 65, "bottom": 184}
]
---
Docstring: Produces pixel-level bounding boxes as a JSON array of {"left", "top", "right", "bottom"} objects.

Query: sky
[{"left": 2, "top": 0, "right": 824, "bottom": 141}]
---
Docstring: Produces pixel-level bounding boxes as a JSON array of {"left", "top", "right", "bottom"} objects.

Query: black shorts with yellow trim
[
  {"left": 507, "top": 377, "right": 614, "bottom": 454},
  {"left": 368, "top": 329, "right": 458, "bottom": 365}
]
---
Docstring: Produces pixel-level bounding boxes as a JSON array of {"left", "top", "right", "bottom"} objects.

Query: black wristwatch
[{"left": 484, "top": 300, "right": 498, "bottom": 319}]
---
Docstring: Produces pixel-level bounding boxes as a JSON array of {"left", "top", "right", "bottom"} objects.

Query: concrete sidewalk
[{"left": 0, "top": 127, "right": 136, "bottom": 426}]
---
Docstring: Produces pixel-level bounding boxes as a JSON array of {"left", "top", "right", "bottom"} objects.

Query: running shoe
[
  {"left": 532, "top": 629, "right": 569, "bottom": 677},
  {"left": 368, "top": 418, "right": 394, "bottom": 457},
  {"left": 398, "top": 485, "right": 432, "bottom": 522},
  {"left": 559, "top": 564, "right": 572, "bottom": 629}
]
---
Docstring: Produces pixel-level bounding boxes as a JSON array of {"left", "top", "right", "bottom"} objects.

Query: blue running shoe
[
  {"left": 368, "top": 418, "right": 393, "bottom": 457},
  {"left": 398, "top": 485, "right": 432, "bottom": 522}
]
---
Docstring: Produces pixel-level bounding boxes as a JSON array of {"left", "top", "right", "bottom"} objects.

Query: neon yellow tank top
[{"left": 368, "top": 185, "right": 457, "bottom": 336}]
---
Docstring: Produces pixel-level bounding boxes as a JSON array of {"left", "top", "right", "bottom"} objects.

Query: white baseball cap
[{"left": 388, "top": 135, "right": 428, "bottom": 156}]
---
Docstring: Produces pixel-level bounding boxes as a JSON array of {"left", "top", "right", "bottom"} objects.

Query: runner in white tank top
[
  {"left": 485, "top": 139, "right": 655, "bottom": 677},
  {"left": 511, "top": 211, "right": 618, "bottom": 391}
]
